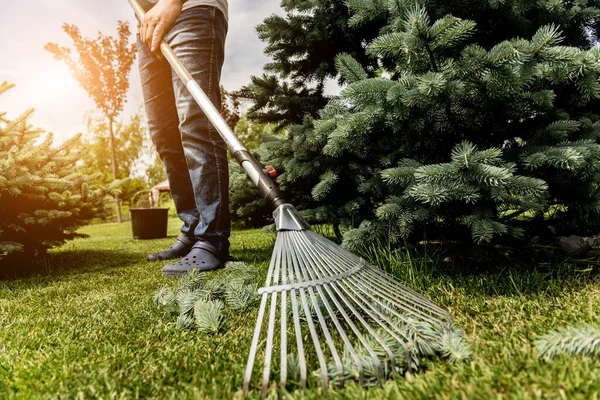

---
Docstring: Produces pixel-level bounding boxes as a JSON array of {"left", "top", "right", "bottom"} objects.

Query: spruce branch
[
  {"left": 536, "top": 324, "right": 600, "bottom": 360},
  {"left": 0, "top": 81, "right": 15, "bottom": 97},
  {"left": 438, "top": 326, "right": 473, "bottom": 363},
  {"left": 424, "top": 42, "right": 439, "bottom": 72},
  {"left": 335, "top": 53, "right": 368, "bottom": 84},
  {"left": 224, "top": 282, "right": 258, "bottom": 310},
  {"left": 194, "top": 299, "right": 225, "bottom": 334},
  {"left": 177, "top": 313, "right": 196, "bottom": 330}
]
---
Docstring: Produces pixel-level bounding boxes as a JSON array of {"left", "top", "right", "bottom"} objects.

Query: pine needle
[{"left": 177, "top": 313, "right": 196, "bottom": 330}]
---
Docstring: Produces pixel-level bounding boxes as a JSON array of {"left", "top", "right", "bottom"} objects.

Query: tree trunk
[
  {"left": 333, "top": 221, "right": 343, "bottom": 243},
  {"left": 109, "top": 116, "right": 122, "bottom": 223}
]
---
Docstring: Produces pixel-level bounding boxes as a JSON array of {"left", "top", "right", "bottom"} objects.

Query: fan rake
[{"left": 243, "top": 205, "right": 452, "bottom": 396}]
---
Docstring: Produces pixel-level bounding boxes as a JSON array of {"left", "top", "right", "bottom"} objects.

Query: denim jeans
[{"left": 138, "top": 6, "right": 230, "bottom": 256}]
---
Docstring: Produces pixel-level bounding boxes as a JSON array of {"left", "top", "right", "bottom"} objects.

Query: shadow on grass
[
  {"left": 0, "top": 248, "right": 142, "bottom": 281},
  {"left": 233, "top": 245, "right": 274, "bottom": 265},
  {"left": 353, "top": 241, "right": 600, "bottom": 298},
  {"left": 230, "top": 230, "right": 276, "bottom": 265}
]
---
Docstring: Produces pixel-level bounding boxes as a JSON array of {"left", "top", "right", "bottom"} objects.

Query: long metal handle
[{"left": 127, "top": 0, "right": 285, "bottom": 209}]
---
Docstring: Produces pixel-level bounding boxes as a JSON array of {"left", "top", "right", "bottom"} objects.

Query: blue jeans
[{"left": 138, "top": 6, "right": 230, "bottom": 256}]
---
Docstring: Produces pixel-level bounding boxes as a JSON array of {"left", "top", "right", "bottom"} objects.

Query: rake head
[{"left": 243, "top": 205, "right": 453, "bottom": 397}]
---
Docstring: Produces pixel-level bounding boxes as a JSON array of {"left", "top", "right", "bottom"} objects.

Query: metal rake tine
[
  {"left": 306, "top": 233, "right": 451, "bottom": 328},
  {"left": 304, "top": 239, "right": 440, "bottom": 319},
  {"left": 363, "top": 265, "right": 451, "bottom": 321},
  {"left": 284, "top": 240, "right": 307, "bottom": 387},
  {"left": 294, "top": 242, "right": 415, "bottom": 340},
  {"left": 289, "top": 232, "right": 368, "bottom": 384},
  {"left": 284, "top": 233, "right": 330, "bottom": 389},
  {"left": 285, "top": 232, "right": 347, "bottom": 387},
  {"left": 349, "top": 266, "right": 448, "bottom": 324},
  {"left": 245, "top": 206, "right": 454, "bottom": 396},
  {"left": 243, "top": 234, "right": 284, "bottom": 394},
  {"left": 288, "top": 231, "right": 401, "bottom": 363},
  {"left": 290, "top": 231, "right": 408, "bottom": 371},
  {"left": 345, "top": 270, "right": 443, "bottom": 328},
  {"left": 357, "top": 265, "right": 451, "bottom": 323},
  {"left": 333, "top": 276, "right": 414, "bottom": 369},
  {"left": 243, "top": 289, "right": 269, "bottom": 394},
  {"left": 289, "top": 231, "right": 388, "bottom": 380},
  {"left": 312, "top": 232, "right": 450, "bottom": 319},
  {"left": 285, "top": 244, "right": 414, "bottom": 367},
  {"left": 309, "top": 233, "right": 450, "bottom": 324},
  {"left": 341, "top": 275, "right": 444, "bottom": 359},
  {"left": 261, "top": 235, "right": 285, "bottom": 398},
  {"left": 279, "top": 239, "right": 288, "bottom": 390},
  {"left": 289, "top": 232, "right": 380, "bottom": 385},
  {"left": 297, "top": 234, "right": 443, "bottom": 353}
]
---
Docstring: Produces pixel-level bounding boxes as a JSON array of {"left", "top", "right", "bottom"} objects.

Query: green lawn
[{"left": 1, "top": 219, "right": 599, "bottom": 399}]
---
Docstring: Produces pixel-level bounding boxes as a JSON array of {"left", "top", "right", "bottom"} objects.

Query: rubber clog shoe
[
  {"left": 162, "top": 240, "right": 228, "bottom": 276},
  {"left": 147, "top": 233, "right": 195, "bottom": 262}
]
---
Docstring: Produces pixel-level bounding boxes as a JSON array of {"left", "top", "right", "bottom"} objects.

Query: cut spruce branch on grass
[
  {"left": 152, "top": 264, "right": 472, "bottom": 390},
  {"left": 314, "top": 319, "right": 472, "bottom": 388},
  {"left": 152, "top": 262, "right": 259, "bottom": 333},
  {"left": 536, "top": 324, "right": 600, "bottom": 360}
]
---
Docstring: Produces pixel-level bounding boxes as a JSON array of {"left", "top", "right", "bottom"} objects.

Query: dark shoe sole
[{"left": 162, "top": 263, "right": 225, "bottom": 276}]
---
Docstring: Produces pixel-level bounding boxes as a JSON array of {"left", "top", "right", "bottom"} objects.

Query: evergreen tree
[
  {"left": 220, "top": 85, "right": 241, "bottom": 129},
  {"left": 0, "top": 83, "right": 119, "bottom": 261},
  {"left": 228, "top": 116, "right": 280, "bottom": 227},
  {"left": 391, "top": 0, "right": 600, "bottom": 49},
  {"left": 235, "top": 0, "right": 387, "bottom": 127},
  {"left": 258, "top": 1, "right": 600, "bottom": 249}
]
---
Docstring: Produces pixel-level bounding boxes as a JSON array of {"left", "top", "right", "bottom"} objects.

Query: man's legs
[
  {"left": 138, "top": 27, "right": 199, "bottom": 261},
  {"left": 139, "top": 6, "right": 230, "bottom": 272},
  {"left": 165, "top": 6, "right": 231, "bottom": 259}
]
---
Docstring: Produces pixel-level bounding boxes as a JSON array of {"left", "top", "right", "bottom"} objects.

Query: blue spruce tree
[{"left": 256, "top": 0, "right": 600, "bottom": 251}]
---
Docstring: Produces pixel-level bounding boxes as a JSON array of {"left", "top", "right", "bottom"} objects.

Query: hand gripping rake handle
[{"left": 127, "top": 0, "right": 285, "bottom": 210}]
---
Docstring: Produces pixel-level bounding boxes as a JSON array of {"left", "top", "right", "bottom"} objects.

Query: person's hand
[{"left": 140, "top": 0, "right": 183, "bottom": 56}]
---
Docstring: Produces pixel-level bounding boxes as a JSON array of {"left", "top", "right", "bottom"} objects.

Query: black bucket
[{"left": 129, "top": 208, "right": 170, "bottom": 239}]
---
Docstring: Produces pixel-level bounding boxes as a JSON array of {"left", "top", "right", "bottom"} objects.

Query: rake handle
[{"left": 127, "top": 0, "right": 286, "bottom": 209}]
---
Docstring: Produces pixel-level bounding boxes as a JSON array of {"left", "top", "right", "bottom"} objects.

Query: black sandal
[
  {"left": 162, "top": 241, "right": 228, "bottom": 276},
  {"left": 147, "top": 233, "right": 195, "bottom": 262}
]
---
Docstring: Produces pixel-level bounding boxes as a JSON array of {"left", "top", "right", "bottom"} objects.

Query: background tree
[
  {"left": 78, "top": 110, "right": 147, "bottom": 206},
  {"left": 235, "top": 114, "right": 277, "bottom": 151},
  {"left": 235, "top": 0, "right": 387, "bottom": 127},
  {"left": 0, "top": 82, "right": 118, "bottom": 262},
  {"left": 252, "top": 0, "right": 600, "bottom": 255},
  {"left": 220, "top": 85, "right": 241, "bottom": 129},
  {"left": 146, "top": 155, "right": 168, "bottom": 187},
  {"left": 45, "top": 21, "right": 136, "bottom": 223},
  {"left": 228, "top": 116, "right": 281, "bottom": 227}
]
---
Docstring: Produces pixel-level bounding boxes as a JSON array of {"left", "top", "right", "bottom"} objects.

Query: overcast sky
[{"left": 0, "top": 1, "right": 283, "bottom": 143}]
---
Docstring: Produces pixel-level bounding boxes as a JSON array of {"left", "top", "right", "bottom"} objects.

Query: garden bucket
[{"left": 129, "top": 190, "right": 169, "bottom": 240}]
